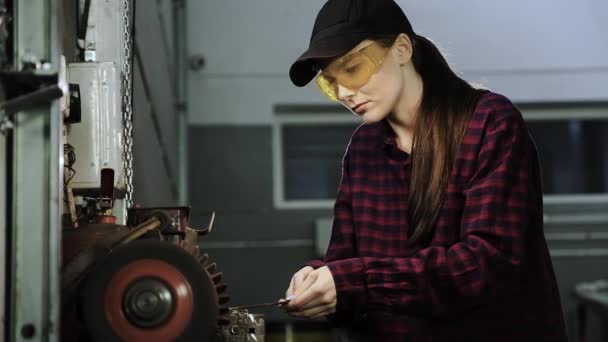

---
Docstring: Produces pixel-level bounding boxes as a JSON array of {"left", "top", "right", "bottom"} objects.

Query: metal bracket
[
  {"left": 194, "top": 211, "right": 215, "bottom": 236},
  {"left": 0, "top": 115, "right": 12, "bottom": 135},
  {"left": 0, "top": 72, "right": 65, "bottom": 114},
  {"left": 0, "top": 72, "right": 65, "bottom": 135},
  {"left": 0, "top": 84, "right": 64, "bottom": 114}
]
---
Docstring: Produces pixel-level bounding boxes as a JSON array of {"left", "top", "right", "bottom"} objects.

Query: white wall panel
[{"left": 187, "top": 0, "right": 608, "bottom": 124}]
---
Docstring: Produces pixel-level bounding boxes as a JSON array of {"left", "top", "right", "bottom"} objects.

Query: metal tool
[{"left": 229, "top": 297, "right": 293, "bottom": 311}]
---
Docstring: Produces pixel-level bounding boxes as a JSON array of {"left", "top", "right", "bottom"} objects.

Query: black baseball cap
[{"left": 289, "top": 0, "right": 415, "bottom": 87}]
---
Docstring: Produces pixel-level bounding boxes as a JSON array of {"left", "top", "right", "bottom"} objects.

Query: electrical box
[{"left": 67, "top": 62, "right": 125, "bottom": 191}]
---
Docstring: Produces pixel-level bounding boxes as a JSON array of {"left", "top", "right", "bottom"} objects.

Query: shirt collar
[
  {"left": 378, "top": 118, "right": 411, "bottom": 163},
  {"left": 379, "top": 118, "right": 397, "bottom": 148}
]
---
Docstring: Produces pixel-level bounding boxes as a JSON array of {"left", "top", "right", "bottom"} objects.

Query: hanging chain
[{"left": 121, "top": 0, "right": 134, "bottom": 208}]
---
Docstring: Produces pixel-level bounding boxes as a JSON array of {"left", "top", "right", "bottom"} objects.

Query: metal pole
[
  {"left": 0, "top": 110, "right": 7, "bottom": 342},
  {"left": 0, "top": 0, "right": 8, "bottom": 322},
  {"left": 173, "top": 0, "right": 188, "bottom": 205},
  {"left": 9, "top": 0, "right": 62, "bottom": 340}
]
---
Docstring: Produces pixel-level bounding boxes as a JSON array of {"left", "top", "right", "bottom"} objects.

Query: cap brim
[{"left": 289, "top": 33, "right": 368, "bottom": 87}]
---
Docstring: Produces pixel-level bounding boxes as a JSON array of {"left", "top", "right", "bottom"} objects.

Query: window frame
[
  {"left": 273, "top": 110, "right": 359, "bottom": 209},
  {"left": 272, "top": 104, "right": 608, "bottom": 210},
  {"left": 521, "top": 106, "right": 608, "bottom": 206}
]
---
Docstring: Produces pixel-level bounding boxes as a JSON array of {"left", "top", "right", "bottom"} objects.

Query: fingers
[
  {"left": 290, "top": 283, "right": 322, "bottom": 309},
  {"left": 290, "top": 266, "right": 336, "bottom": 311},
  {"left": 286, "top": 275, "right": 296, "bottom": 298},
  {"left": 292, "top": 271, "right": 317, "bottom": 299},
  {"left": 310, "top": 308, "right": 336, "bottom": 320},
  {"left": 290, "top": 283, "right": 336, "bottom": 312},
  {"left": 286, "top": 282, "right": 336, "bottom": 319},
  {"left": 289, "top": 302, "right": 336, "bottom": 319},
  {"left": 285, "top": 266, "right": 314, "bottom": 299},
  {"left": 284, "top": 266, "right": 338, "bottom": 319}
]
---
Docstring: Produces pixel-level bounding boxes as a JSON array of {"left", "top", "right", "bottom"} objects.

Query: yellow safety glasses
[{"left": 315, "top": 42, "right": 389, "bottom": 101}]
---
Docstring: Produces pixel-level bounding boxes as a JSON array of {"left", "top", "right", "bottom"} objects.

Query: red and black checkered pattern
[{"left": 306, "top": 92, "right": 567, "bottom": 341}]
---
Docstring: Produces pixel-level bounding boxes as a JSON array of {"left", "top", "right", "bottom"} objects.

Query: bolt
[
  {"left": 230, "top": 326, "right": 240, "bottom": 335},
  {"left": 21, "top": 324, "right": 35, "bottom": 338},
  {"left": 189, "top": 54, "right": 206, "bottom": 71}
]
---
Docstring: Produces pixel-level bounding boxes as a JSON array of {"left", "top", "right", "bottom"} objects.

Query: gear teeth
[
  {"left": 206, "top": 262, "right": 217, "bottom": 274},
  {"left": 215, "top": 283, "right": 227, "bottom": 294},
  {"left": 211, "top": 272, "right": 223, "bottom": 284},
  {"left": 197, "top": 250, "right": 230, "bottom": 327},
  {"left": 198, "top": 253, "right": 209, "bottom": 265},
  {"left": 218, "top": 307, "right": 231, "bottom": 326},
  {"left": 218, "top": 295, "right": 230, "bottom": 305}
]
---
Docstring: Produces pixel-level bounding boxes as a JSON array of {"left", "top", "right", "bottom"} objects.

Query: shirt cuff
[{"left": 327, "top": 258, "right": 367, "bottom": 312}]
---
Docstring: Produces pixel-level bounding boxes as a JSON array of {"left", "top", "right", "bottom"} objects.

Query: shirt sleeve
[{"left": 326, "top": 108, "right": 539, "bottom": 316}]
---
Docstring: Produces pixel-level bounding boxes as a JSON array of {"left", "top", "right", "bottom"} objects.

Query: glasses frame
[{"left": 315, "top": 42, "right": 389, "bottom": 101}]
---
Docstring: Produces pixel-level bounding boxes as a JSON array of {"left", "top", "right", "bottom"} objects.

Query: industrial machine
[{"left": 0, "top": 0, "right": 265, "bottom": 341}]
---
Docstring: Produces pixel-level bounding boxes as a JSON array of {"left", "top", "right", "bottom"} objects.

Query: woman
[{"left": 283, "top": 0, "right": 568, "bottom": 341}]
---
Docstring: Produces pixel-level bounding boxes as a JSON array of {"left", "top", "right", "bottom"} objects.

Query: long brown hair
[{"left": 374, "top": 34, "right": 485, "bottom": 248}]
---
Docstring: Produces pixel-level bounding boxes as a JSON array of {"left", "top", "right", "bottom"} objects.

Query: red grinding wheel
[
  {"left": 81, "top": 239, "right": 219, "bottom": 342},
  {"left": 103, "top": 259, "right": 193, "bottom": 341}
]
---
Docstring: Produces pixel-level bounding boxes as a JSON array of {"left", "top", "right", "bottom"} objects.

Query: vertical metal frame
[
  {"left": 174, "top": 0, "right": 188, "bottom": 204},
  {"left": 9, "top": 0, "right": 62, "bottom": 341},
  {"left": 0, "top": 108, "right": 7, "bottom": 341}
]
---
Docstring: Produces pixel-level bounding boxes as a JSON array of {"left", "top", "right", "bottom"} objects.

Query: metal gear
[
  {"left": 196, "top": 248, "right": 231, "bottom": 327},
  {"left": 80, "top": 239, "right": 229, "bottom": 341}
]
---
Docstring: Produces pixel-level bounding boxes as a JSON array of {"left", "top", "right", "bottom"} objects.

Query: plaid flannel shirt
[{"left": 306, "top": 92, "right": 567, "bottom": 341}]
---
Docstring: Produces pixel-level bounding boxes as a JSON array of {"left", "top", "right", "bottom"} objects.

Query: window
[
  {"left": 273, "top": 108, "right": 358, "bottom": 209},
  {"left": 527, "top": 120, "right": 608, "bottom": 195},
  {"left": 521, "top": 105, "right": 608, "bottom": 207},
  {"left": 273, "top": 105, "right": 608, "bottom": 209},
  {"left": 282, "top": 124, "right": 356, "bottom": 200}
]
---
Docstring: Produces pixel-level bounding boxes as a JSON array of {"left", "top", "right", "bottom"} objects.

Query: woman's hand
[
  {"left": 284, "top": 266, "right": 337, "bottom": 319},
  {"left": 286, "top": 266, "right": 314, "bottom": 299}
]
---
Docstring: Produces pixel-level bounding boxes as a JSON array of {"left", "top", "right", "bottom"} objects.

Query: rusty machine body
[
  {"left": 60, "top": 170, "right": 265, "bottom": 341},
  {"left": 61, "top": 202, "right": 228, "bottom": 341},
  {"left": 1, "top": 0, "right": 265, "bottom": 341}
]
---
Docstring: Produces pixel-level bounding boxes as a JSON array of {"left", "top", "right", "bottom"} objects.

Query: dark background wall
[
  {"left": 188, "top": 124, "right": 608, "bottom": 340},
  {"left": 184, "top": 1, "right": 608, "bottom": 340},
  {"left": 188, "top": 125, "right": 329, "bottom": 321}
]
